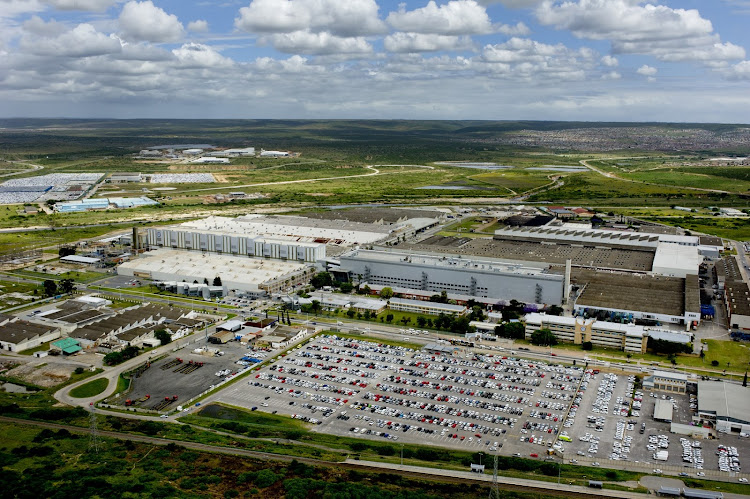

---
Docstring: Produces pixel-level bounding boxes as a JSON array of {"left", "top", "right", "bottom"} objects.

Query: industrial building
[
  {"left": 337, "top": 249, "right": 565, "bottom": 305},
  {"left": 260, "top": 150, "right": 290, "bottom": 157},
  {"left": 108, "top": 173, "right": 143, "bottom": 183},
  {"left": 571, "top": 269, "right": 701, "bottom": 326},
  {"left": 55, "top": 197, "right": 157, "bottom": 213},
  {"left": 653, "top": 399, "right": 674, "bottom": 423},
  {"left": 0, "top": 316, "right": 61, "bottom": 352},
  {"left": 715, "top": 257, "right": 750, "bottom": 331},
  {"left": 190, "top": 157, "right": 229, "bottom": 164},
  {"left": 644, "top": 371, "right": 688, "bottom": 394},
  {"left": 696, "top": 381, "right": 750, "bottom": 433},
  {"left": 387, "top": 297, "right": 467, "bottom": 316},
  {"left": 207, "top": 147, "right": 255, "bottom": 157},
  {"left": 521, "top": 313, "right": 689, "bottom": 353},
  {"left": 146, "top": 221, "right": 326, "bottom": 263},
  {"left": 304, "top": 207, "right": 445, "bottom": 226},
  {"left": 118, "top": 249, "right": 315, "bottom": 296}
]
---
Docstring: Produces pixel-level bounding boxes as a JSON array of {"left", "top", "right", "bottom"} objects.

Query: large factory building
[{"left": 336, "top": 249, "right": 565, "bottom": 305}]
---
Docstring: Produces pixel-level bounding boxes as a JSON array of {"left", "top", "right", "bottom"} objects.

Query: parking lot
[
  {"left": 118, "top": 336, "right": 273, "bottom": 412},
  {"left": 215, "top": 334, "right": 584, "bottom": 454}
]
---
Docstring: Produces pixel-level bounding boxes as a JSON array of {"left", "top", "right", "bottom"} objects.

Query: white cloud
[
  {"left": 263, "top": 31, "right": 373, "bottom": 55},
  {"left": 235, "top": 0, "right": 385, "bottom": 37},
  {"left": 478, "top": 37, "right": 595, "bottom": 80},
  {"left": 0, "top": 0, "right": 45, "bottom": 18},
  {"left": 725, "top": 60, "right": 750, "bottom": 79},
  {"left": 172, "top": 42, "right": 233, "bottom": 68},
  {"left": 497, "top": 22, "right": 530, "bottom": 36},
  {"left": 636, "top": 64, "right": 657, "bottom": 76},
  {"left": 476, "top": 0, "right": 543, "bottom": 6},
  {"left": 384, "top": 32, "right": 473, "bottom": 53},
  {"left": 20, "top": 21, "right": 121, "bottom": 57},
  {"left": 601, "top": 55, "right": 618, "bottom": 67},
  {"left": 536, "top": 0, "right": 745, "bottom": 64},
  {"left": 118, "top": 0, "right": 184, "bottom": 43},
  {"left": 44, "top": 0, "right": 117, "bottom": 11},
  {"left": 601, "top": 70, "right": 621, "bottom": 80},
  {"left": 187, "top": 20, "right": 208, "bottom": 33},
  {"left": 387, "top": 0, "right": 493, "bottom": 35}
]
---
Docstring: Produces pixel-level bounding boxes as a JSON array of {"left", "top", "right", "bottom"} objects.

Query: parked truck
[{"left": 653, "top": 450, "right": 668, "bottom": 461}]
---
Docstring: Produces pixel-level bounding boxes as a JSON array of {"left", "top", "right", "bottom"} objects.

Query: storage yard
[
  {"left": 0, "top": 173, "right": 103, "bottom": 204},
  {"left": 206, "top": 333, "right": 750, "bottom": 479},
  {"left": 115, "top": 336, "right": 272, "bottom": 410}
]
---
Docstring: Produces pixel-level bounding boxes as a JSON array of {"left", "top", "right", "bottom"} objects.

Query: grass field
[{"left": 68, "top": 377, "right": 109, "bottom": 398}]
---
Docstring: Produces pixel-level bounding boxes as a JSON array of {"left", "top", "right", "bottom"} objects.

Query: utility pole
[
  {"left": 488, "top": 453, "right": 499, "bottom": 499},
  {"left": 88, "top": 402, "right": 100, "bottom": 453}
]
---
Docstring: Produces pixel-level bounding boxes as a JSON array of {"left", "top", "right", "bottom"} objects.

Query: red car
[{"left": 530, "top": 454, "right": 538, "bottom": 458}]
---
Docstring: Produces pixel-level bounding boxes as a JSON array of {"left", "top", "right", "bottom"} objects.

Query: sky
[{"left": 1, "top": 0, "right": 750, "bottom": 122}]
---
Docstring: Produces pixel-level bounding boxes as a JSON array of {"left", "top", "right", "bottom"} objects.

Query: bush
[
  {"left": 582, "top": 341, "right": 593, "bottom": 351},
  {"left": 254, "top": 469, "right": 281, "bottom": 488},
  {"left": 711, "top": 360, "right": 719, "bottom": 367}
]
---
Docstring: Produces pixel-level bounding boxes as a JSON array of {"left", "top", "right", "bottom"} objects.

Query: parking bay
[{"left": 214, "top": 334, "right": 583, "bottom": 453}]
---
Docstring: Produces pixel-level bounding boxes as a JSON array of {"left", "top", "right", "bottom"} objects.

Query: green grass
[
  {"left": 68, "top": 377, "right": 109, "bottom": 398},
  {"left": 329, "top": 331, "right": 425, "bottom": 350},
  {"left": 703, "top": 339, "right": 750, "bottom": 370}
]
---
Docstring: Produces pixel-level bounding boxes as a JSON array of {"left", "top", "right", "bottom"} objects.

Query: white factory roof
[
  {"left": 652, "top": 244, "right": 703, "bottom": 277},
  {"left": 118, "top": 249, "right": 308, "bottom": 292},
  {"left": 177, "top": 214, "right": 396, "bottom": 245},
  {"left": 654, "top": 399, "right": 674, "bottom": 421},
  {"left": 60, "top": 255, "right": 100, "bottom": 264},
  {"left": 653, "top": 370, "right": 689, "bottom": 381},
  {"left": 648, "top": 330, "right": 692, "bottom": 344},
  {"left": 389, "top": 297, "right": 466, "bottom": 313}
]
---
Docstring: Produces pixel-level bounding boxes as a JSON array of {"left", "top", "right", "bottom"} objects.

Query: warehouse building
[
  {"left": 653, "top": 399, "right": 674, "bottom": 423},
  {"left": 118, "top": 249, "right": 315, "bottom": 296},
  {"left": 207, "top": 147, "right": 255, "bottom": 157},
  {"left": 108, "top": 173, "right": 143, "bottom": 183},
  {"left": 337, "top": 249, "right": 565, "bottom": 305},
  {"left": 147, "top": 225, "right": 325, "bottom": 264},
  {"left": 0, "top": 316, "right": 61, "bottom": 352},
  {"left": 388, "top": 297, "right": 467, "bottom": 316},
  {"left": 571, "top": 270, "right": 701, "bottom": 326},
  {"left": 696, "top": 381, "right": 750, "bottom": 433}
]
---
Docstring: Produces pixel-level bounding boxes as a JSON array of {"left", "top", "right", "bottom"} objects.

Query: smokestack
[{"left": 132, "top": 227, "right": 139, "bottom": 252}]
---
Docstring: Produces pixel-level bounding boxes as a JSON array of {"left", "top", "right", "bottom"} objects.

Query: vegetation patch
[{"left": 69, "top": 377, "right": 109, "bottom": 399}]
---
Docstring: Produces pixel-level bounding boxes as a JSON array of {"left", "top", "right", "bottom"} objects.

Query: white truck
[{"left": 653, "top": 450, "right": 669, "bottom": 461}]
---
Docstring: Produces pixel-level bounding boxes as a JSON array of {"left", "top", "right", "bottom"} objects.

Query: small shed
[
  {"left": 208, "top": 330, "right": 235, "bottom": 344},
  {"left": 51, "top": 337, "right": 82, "bottom": 355}
]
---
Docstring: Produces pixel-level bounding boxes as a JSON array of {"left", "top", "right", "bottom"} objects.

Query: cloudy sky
[{"left": 1, "top": 0, "right": 749, "bottom": 122}]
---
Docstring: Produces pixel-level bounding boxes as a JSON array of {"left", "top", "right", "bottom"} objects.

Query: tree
[
  {"left": 416, "top": 316, "right": 427, "bottom": 328},
  {"left": 58, "top": 278, "right": 75, "bottom": 294},
  {"left": 310, "top": 272, "right": 333, "bottom": 289},
  {"left": 154, "top": 329, "right": 172, "bottom": 346},
  {"left": 582, "top": 341, "right": 593, "bottom": 351},
  {"left": 744, "top": 371, "right": 748, "bottom": 388},
  {"left": 385, "top": 313, "right": 394, "bottom": 323},
  {"left": 310, "top": 300, "right": 321, "bottom": 315},
  {"left": 530, "top": 328, "right": 557, "bottom": 347},
  {"left": 469, "top": 305, "right": 485, "bottom": 322},
  {"left": 346, "top": 309, "right": 356, "bottom": 318},
  {"left": 339, "top": 281, "right": 354, "bottom": 293},
  {"left": 363, "top": 310, "right": 371, "bottom": 320},
  {"left": 58, "top": 246, "right": 76, "bottom": 258},
  {"left": 699, "top": 348, "right": 705, "bottom": 360},
  {"left": 213, "top": 276, "right": 222, "bottom": 286},
  {"left": 42, "top": 279, "right": 57, "bottom": 297},
  {"left": 380, "top": 287, "right": 394, "bottom": 300},
  {"left": 711, "top": 360, "right": 719, "bottom": 367},
  {"left": 496, "top": 322, "right": 525, "bottom": 340},
  {"left": 546, "top": 305, "right": 564, "bottom": 316},
  {"left": 203, "top": 278, "right": 209, "bottom": 285},
  {"left": 361, "top": 285, "right": 371, "bottom": 295}
]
